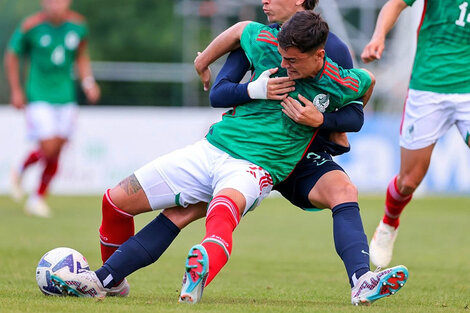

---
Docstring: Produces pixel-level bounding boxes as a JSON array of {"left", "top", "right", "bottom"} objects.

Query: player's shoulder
[
  {"left": 245, "top": 21, "right": 273, "bottom": 32},
  {"left": 319, "top": 58, "right": 362, "bottom": 88},
  {"left": 64, "top": 11, "right": 86, "bottom": 24},
  {"left": 324, "top": 32, "right": 353, "bottom": 69},
  {"left": 242, "top": 22, "right": 278, "bottom": 45},
  {"left": 20, "top": 12, "right": 48, "bottom": 32},
  {"left": 247, "top": 22, "right": 278, "bottom": 39},
  {"left": 326, "top": 32, "right": 347, "bottom": 50}
]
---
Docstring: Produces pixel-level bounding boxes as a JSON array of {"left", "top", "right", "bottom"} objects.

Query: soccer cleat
[
  {"left": 10, "top": 170, "right": 24, "bottom": 202},
  {"left": 369, "top": 221, "right": 399, "bottom": 267},
  {"left": 51, "top": 270, "right": 107, "bottom": 298},
  {"left": 106, "top": 278, "right": 130, "bottom": 297},
  {"left": 179, "top": 244, "right": 209, "bottom": 304},
  {"left": 351, "top": 265, "right": 408, "bottom": 306},
  {"left": 25, "top": 195, "right": 51, "bottom": 218}
]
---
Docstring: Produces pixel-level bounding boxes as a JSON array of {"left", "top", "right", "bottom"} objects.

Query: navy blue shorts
[{"left": 273, "top": 151, "right": 345, "bottom": 210}]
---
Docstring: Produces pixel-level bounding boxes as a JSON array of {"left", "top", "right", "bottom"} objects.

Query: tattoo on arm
[{"left": 119, "top": 174, "right": 142, "bottom": 195}]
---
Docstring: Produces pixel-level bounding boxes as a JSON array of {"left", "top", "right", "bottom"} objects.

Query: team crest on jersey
[
  {"left": 40, "top": 34, "right": 51, "bottom": 47},
  {"left": 313, "top": 93, "right": 330, "bottom": 112},
  {"left": 65, "top": 31, "right": 80, "bottom": 50}
]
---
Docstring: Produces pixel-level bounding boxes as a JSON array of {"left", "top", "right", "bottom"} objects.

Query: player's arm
[
  {"left": 207, "top": 22, "right": 295, "bottom": 107},
  {"left": 319, "top": 68, "right": 375, "bottom": 132},
  {"left": 209, "top": 48, "right": 252, "bottom": 108},
  {"left": 209, "top": 48, "right": 295, "bottom": 107},
  {"left": 4, "top": 50, "right": 26, "bottom": 110},
  {"left": 281, "top": 95, "right": 365, "bottom": 131},
  {"left": 194, "top": 21, "right": 250, "bottom": 91},
  {"left": 76, "top": 40, "right": 100, "bottom": 104},
  {"left": 360, "top": 68, "right": 376, "bottom": 105},
  {"left": 320, "top": 32, "right": 363, "bottom": 132},
  {"left": 282, "top": 66, "right": 375, "bottom": 128},
  {"left": 361, "top": 0, "right": 408, "bottom": 63}
]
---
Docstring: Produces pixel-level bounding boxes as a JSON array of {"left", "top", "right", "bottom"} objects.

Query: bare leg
[{"left": 396, "top": 144, "right": 435, "bottom": 195}]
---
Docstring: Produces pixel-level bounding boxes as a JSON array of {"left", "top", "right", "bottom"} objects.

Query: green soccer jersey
[
  {"left": 206, "top": 22, "right": 371, "bottom": 184},
  {"left": 404, "top": 0, "right": 470, "bottom": 93},
  {"left": 8, "top": 12, "right": 88, "bottom": 104}
]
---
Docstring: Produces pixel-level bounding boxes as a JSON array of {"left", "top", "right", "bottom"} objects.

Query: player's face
[
  {"left": 42, "top": 0, "right": 71, "bottom": 21},
  {"left": 262, "top": 0, "right": 304, "bottom": 23},
  {"left": 278, "top": 46, "right": 325, "bottom": 80}
]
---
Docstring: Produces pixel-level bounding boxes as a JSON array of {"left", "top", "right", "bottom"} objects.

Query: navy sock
[
  {"left": 331, "top": 202, "right": 370, "bottom": 287},
  {"left": 95, "top": 213, "right": 180, "bottom": 288}
]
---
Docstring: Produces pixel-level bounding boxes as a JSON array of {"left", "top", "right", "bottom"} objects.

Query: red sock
[
  {"left": 22, "top": 150, "right": 43, "bottom": 172},
  {"left": 200, "top": 195, "right": 240, "bottom": 287},
  {"left": 383, "top": 176, "right": 412, "bottom": 228},
  {"left": 99, "top": 190, "right": 135, "bottom": 263},
  {"left": 37, "top": 157, "right": 59, "bottom": 197}
]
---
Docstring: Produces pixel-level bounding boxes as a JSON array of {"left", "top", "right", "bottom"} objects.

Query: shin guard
[{"left": 99, "top": 190, "right": 135, "bottom": 263}]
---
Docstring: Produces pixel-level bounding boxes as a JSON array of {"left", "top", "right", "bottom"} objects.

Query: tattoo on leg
[{"left": 119, "top": 174, "right": 142, "bottom": 195}]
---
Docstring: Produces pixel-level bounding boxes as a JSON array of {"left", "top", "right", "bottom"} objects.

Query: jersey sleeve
[
  {"left": 240, "top": 22, "right": 266, "bottom": 69},
  {"left": 209, "top": 48, "right": 252, "bottom": 108},
  {"left": 7, "top": 26, "right": 27, "bottom": 55},
  {"left": 320, "top": 58, "right": 372, "bottom": 110},
  {"left": 322, "top": 102, "right": 364, "bottom": 132}
]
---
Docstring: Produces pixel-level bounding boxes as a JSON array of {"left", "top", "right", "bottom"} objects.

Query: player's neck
[
  {"left": 44, "top": 11, "right": 69, "bottom": 25},
  {"left": 310, "top": 60, "right": 325, "bottom": 78}
]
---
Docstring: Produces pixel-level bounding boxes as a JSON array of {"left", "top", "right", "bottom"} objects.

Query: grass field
[{"left": 0, "top": 194, "right": 469, "bottom": 313}]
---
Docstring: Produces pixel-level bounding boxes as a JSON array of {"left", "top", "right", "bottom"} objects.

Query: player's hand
[
  {"left": 281, "top": 94, "right": 324, "bottom": 128},
  {"left": 195, "top": 52, "right": 212, "bottom": 91},
  {"left": 361, "top": 38, "right": 385, "bottom": 63},
  {"left": 266, "top": 68, "right": 295, "bottom": 100},
  {"left": 329, "top": 132, "right": 349, "bottom": 148},
  {"left": 10, "top": 88, "right": 26, "bottom": 110},
  {"left": 83, "top": 80, "right": 101, "bottom": 104}
]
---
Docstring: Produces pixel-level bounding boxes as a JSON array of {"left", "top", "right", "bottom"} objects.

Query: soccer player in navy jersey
[{"left": 51, "top": 2, "right": 407, "bottom": 306}]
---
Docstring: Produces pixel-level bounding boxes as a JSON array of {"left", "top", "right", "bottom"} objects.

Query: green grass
[{"left": 0, "top": 195, "right": 469, "bottom": 312}]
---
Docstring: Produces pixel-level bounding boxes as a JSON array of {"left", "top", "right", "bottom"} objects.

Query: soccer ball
[{"left": 36, "top": 247, "right": 90, "bottom": 296}]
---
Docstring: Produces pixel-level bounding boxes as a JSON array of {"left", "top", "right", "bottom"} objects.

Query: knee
[
  {"left": 40, "top": 148, "right": 60, "bottom": 161},
  {"left": 163, "top": 203, "right": 206, "bottom": 229},
  {"left": 336, "top": 182, "right": 358, "bottom": 200},
  {"left": 329, "top": 182, "right": 358, "bottom": 208},
  {"left": 397, "top": 175, "right": 419, "bottom": 194},
  {"left": 40, "top": 140, "right": 64, "bottom": 160},
  {"left": 318, "top": 182, "right": 358, "bottom": 209},
  {"left": 108, "top": 186, "right": 151, "bottom": 215}
]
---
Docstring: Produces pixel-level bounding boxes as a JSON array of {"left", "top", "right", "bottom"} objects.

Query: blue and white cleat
[
  {"left": 51, "top": 269, "right": 130, "bottom": 298},
  {"left": 51, "top": 270, "right": 107, "bottom": 298},
  {"left": 351, "top": 265, "right": 408, "bottom": 306},
  {"left": 179, "top": 244, "right": 209, "bottom": 304}
]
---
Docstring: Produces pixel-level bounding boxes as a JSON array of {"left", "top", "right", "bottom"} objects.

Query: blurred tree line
[{"left": 0, "top": 0, "right": 248, "bottom": 107}]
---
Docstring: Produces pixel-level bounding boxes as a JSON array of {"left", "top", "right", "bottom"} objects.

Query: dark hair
[
  {"left": 302, "top": 0, "right": 319, "bottom": 10},
  {"left": 277, "top": 11, "right": 329, "bottom": 53}
]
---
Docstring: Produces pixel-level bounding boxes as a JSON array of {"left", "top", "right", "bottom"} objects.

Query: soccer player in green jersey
[
  {"left": 4, "top": 0, "right": 100, "bottom": 217},
  {"left": 361, "top": 0, "right": 470, "bottom": 268},
  {"left": 51, "top": 11, "right": 408, "bottom": 305}
]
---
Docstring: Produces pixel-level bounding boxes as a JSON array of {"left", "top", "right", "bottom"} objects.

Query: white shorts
[
  {"left": 25, "top": 101, "right": 78, "bottom": 141},
  {"left": 134, "top": 139, "right": 273, "bottom": 216},
  {"left": 400, "top": 89, "right": 470, "bottom": 149}
]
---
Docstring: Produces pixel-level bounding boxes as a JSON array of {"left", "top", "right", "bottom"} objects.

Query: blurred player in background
[
  {"left": 4, "top": 0, "right": 100, "bottom": 217},
  {"left": 361, "top": 0, "right": 470, "bottom": 268}
]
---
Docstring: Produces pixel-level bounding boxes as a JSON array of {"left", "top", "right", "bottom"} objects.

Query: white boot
[
  {"left": 25, "top": 195, "right": 51, "bottom": 218},
  {"left": 370, "top": 221, "right": 399, "bottom": 268}
]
